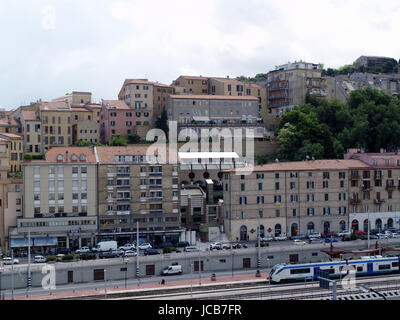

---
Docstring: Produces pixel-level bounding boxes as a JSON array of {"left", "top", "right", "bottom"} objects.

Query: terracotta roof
[
  {"left": 0, "top": 117, "right": 20, "bottom": 126},
  {"left": 85, "top": 104, "right": 102, "bottom": 109},
  {"left": 39, "top": 101, "right": 71, "bottom": 111},
  {"left": 95, "top": 145, "right": 176, "bottom": 163},
  {"left": 123, "top": 79, "right": 172, "bottom": 88},
  {"left": 0, "top": 133, "right": 23, "bottom": 139},
  {"left": 102, "top": 100, "right": 130, "bottom": 110},
  {"left": 176, "top": 75, "right": 209, "bottom": 81},
  {"left": 21, "top": 111, "right": 38, "bottom": 121},
  {"left": 71, "top": 107, "right": 92, "bottom": 112},
  {"left": 42, "top": 147, "right": 96, "bottom": 163},
  {"left": 169, "top": 94, "right": 258, "bottom": 101},
  {"left": 231, "top": 159, "right": 370, "bottom": 173}
]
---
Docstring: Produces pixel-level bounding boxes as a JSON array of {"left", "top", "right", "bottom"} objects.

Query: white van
[
  {"left": 93, "top": 241, "right": 118, "bottom": 252},
  {"left": 161, "top": 265, "right": 182, "bottom": 275},
  {"left": 184, "top": 246, "right": 200, "bottom": 252}
]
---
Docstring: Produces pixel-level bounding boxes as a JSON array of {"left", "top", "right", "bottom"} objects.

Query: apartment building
[
  {"left": 0, "top": 133, "right": 24, "bottom": 173},
  {"left": 168, "top": 94, "right": 265, "bottom": 140},
  {"left": 12, "top": 147, "right": 98, "bottom": 251},
  {"left": 96, "top": 146, "right": 181, "bottom": 246},
  {"left": 99, "top": 100, "right": 134, "bottom": 144},
  {"left": 71, "top": 106, "right": 100, "bottom": 144},
  {"left": 266, "top": 61, "right": 327, "bottom": 121},
  {"left": 171, "top": 76, "right": 209, "bottom": 95},
  {"left": 37, "top": 101, "right": 72, "bottom": 152},
  {"left": 52, "top": 91, "right": 92, "bottom": 106},
  {"left": 118, "top": 79, "right": 175, "bottom": 139},
  {"left": 345, "top": 149, "right": 400, "bottom": 232},
  {"left": 222, "top": 159, "right": 370, "bottom": 242}
]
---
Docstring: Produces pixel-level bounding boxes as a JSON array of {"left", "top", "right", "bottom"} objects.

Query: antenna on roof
[{"left": 275, "top": 158, "right": 279, "bottom": 163}]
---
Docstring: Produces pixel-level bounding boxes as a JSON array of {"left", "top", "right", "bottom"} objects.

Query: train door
[
  {"left": 313, "top": 267, "right": 320, "bottom": 280},
  {"left": 367, "top": 263, "right": 373, "bottom": 274}
]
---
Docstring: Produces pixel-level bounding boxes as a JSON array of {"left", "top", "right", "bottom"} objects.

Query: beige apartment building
[
  {"left": 96, "top": 145, "right": 181, "bottom": 246},
  {"left": 118, "top": 79, "right": 174, "bottom": 139},
  {"left": 52, "top": 91, "right": 92, "bottom": 106},
  {"left": 71, "top": 106, "right": 100, "bottom": 144},
  {"left": 13, "top": 147, "right": 98, "bottom": 251},
  {"left": 0, "top": 133, "right": 24, "bottom": 173},
  {"left": 222, "top": 159, "right": 370, "bottom": 242},
  {"left": 171, "top": 76, "right": 210, "bottom": 95}
]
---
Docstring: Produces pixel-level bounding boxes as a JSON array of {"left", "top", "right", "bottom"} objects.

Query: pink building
[
  {"left": 345, "top": 148, "right": 400, "bottom": 167},
  {"left": 99, "top": 100, "right": 135, "bottom": 144}
]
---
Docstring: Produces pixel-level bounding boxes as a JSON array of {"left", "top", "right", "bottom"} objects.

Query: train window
[
  {"left": 268, "top": 256, "right": 274, "bottom": 259},
  {"left": 357, "top": 266, "right": 363, "bottom": 272},
  {"left": 312, "top": 253, "right": 318, "bottom": 256},
  {"left": 378, "top": 264, "right": 391, "bottom": 270},
  {"left": 392, "top": 262, "right": 399, "bottom": 268},
  {"left": 290, "top": 268, "right": 311, "bottom": 275},
  {"left": 321, "top": 268, "right": 335, "bottom": 274}
]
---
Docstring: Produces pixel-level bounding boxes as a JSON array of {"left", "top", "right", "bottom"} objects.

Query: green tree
[
  {"left": 109, "top": 134, "right": 128, "bottom": 146},
  {"left": 155, "top": 108, "right": 169, "bottom": 138},
  {"left": 127, "top": 133, "right": 141, "bottom": 144}
]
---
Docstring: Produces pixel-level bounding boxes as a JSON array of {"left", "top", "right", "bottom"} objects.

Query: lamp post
[
  {"left": 198, "top": 239, "right": 201, "bottom": 285},
  {"left": 257, "top": 216, "right": 261, "bottom": 271}
]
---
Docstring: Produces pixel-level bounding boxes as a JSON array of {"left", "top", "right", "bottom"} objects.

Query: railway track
[{"left": 103, "top": 274, "right": 400, "bottom": 300}]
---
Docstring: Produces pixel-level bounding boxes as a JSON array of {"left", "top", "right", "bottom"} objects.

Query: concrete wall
[{"left": 2, "top": 239, "right": 399, "bottom": 290}]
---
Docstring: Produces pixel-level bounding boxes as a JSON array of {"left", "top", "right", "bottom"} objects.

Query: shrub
[
  {"left": 46, "top": 255, "right": 57, "bottom": 262},
  {"left": 163, "top": 247, "right": 177, "bottom": 254},
  {"left": 23, "top": 154, "right": 33, "bottom": 160},
  {"left": 61, "top": 254, "right": 74, "bottom": 261},
  {"left": 255, "top": 242, "right": 269, "bottom": 247}
]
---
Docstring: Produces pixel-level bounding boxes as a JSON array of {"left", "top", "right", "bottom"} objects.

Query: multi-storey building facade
[
  {"left": 168, "top": 94, "right": 265, "bottom": 140},
  {"left": 345, "top": 149, "right": 400, "bottom": 233},
  {"left": 99, "top": 100, "right": 134, "bottom": 144},
  {"left": 171, "top": 76, "right": 209, "bottom": 95},
  {"left": 71, "top": 106, "right": 100, "bottom": 144},
  {"left": 52, "top": 91, "right": 92, "bottom": 106},
  {"left": 96, "top": 146, "right": 181, "bottom": 246},
  {"left": 118, "top": 79, "right": 174, "bottom": 139},
  {"left": 0, "top": 133, "right": 24, "bottom": 173},
  {"left": 266, "top": 61, "right": 327, "bottom": 123},
  {"left": 14, "top": 147, "right": 98, "bottom": 251},
  {"left": 222, "top": 159, "right": 370, "bottom": 242}
]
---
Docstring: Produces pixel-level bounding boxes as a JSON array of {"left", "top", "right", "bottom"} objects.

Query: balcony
[
  {"left": 149, "top": 172, "right": 162, "bottom": 177},
  {"left": 374, "top": 198, "right": 385, "bottom": 204},
  {"left": 116, "top": 211, "right": 130, "bottom": 215},
  {"left": 116, "top": 197, "right": 131, "bottom": 202},
  {"left": 149, "top": 184, "right": 163, "bottom": 189},
  {"left": 148, "top": 197, "right": 163, "bottom": 202}
]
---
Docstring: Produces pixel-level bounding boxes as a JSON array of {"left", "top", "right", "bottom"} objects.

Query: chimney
[
  {"left": 65, "top": 151, "right": 69, "bottom": 161},
  {"left": 227, "top": 75, "right": 229, "bottom": 79}
]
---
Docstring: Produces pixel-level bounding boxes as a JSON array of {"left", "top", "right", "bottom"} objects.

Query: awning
[{"left": 10, "top": 237, "right": 57, "bottom": 248}]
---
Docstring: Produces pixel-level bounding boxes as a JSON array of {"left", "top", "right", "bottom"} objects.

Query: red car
[{"left": 354, "top": 230, "right": 366, "bottom": 236}]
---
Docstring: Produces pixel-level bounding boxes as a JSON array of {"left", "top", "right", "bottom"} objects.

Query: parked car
[
  {"left": 222, "top": 244, "right": 231, "bottom": 250},
  {"left": 144, "top": 249, "right": 160, "bottom": 256},
  {"left": 308, "top": 232, "right": 321, "bottom": 239},
  {"left": 274, "top": 234, "right": 287, "bottom": 241},
  {"left": 99, "top": 251, "right": 119, "bottom": 259},
  {"left": 123, "top": 250, "right": 137, "bottom": 257},
  {"left": 75, "top": 246, "right": 91, "bottom": 254},
  {"left": 138, "top": 243, "right": 152, "bottom": 250},
  {"left": 184, "top": 246, "right": 200, "bottom": 252},
  {"left": 119, "top": 243, "right": 135, "bottom": 251},
  {"left": 176, "top": 241, "right": 190, "bottom": 248},
  {"left": 3, "top": 257, "right": 19, "bottom": 265},
  {"left": 337, "top": 230, "right": 351, "bottom": 237},
  {"left": 232, "top": 243, "right": 242, "bottom": 249},
  {"left": 260, "top": 235, "right": 273, "bottom": 242},
  {"left": 210, "top": 242, "right": 223, "bottom": 250},
  {"left": 310, "top": 238, "right": 323, "bottom": 244},
  {"left": 325, "top": 237, "right": 338, "bottom": 243},
  {"left": 391, "top": 233, "right": 400, "bottom": 238},
  {"left": 354, "top": 230, "right": 366, "bottom": 236},
  {"left": 157, "top": 242, "right": 174, "bottom": 249},
  {"left": 293, "top": 239, "right": 306, "bottom": 245},
  {"left": 384, "top": 231, "right": 394, "bottom": 238},
  {"left": 34, "top": 255, "right": 47, "bottom": 263},
  {"left": 290, "top": 234, "right": 306, "bottom": 240},
  {"left": 57, "top": 248, "right": 71, "bottom": 255},
  {"left": 376, "top": 233, "right": 389, "bottom": 239},
  {"left": 323, "top": 232, "right": 337, "bottom": 238}
]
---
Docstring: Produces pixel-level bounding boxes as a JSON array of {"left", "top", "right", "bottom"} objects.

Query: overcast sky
[{"left": 1, "top": 0, "right": 399, "bottom": 109}]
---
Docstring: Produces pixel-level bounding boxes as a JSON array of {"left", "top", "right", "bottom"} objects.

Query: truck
[{"left": 92, "top": 241, "right": 118, "bottom": 252}]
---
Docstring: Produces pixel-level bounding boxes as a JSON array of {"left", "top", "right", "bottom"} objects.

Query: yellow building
[{"left": 0, "top": 133, "right": 23, "bottom": 173}]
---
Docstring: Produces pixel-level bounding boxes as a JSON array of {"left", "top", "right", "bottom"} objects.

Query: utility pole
[
  {"left": 27, "top": 231, "right": 31, "bottom": 292},
  {"left": 11, "top": 249, "right": 14, "bottom": 300},
  {"left": 198, "top": 237, "right": 201, "bottom": 285},
  {"left": 367, "top": 211, "right": 370, "bottom": 249},
  {"left": 136, "top": 221, "right": 140, "bottom": 285},
  {"left": 257, "top": 216, "right": 261, "bottom": 271}
]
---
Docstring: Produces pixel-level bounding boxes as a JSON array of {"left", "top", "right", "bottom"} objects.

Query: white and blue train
[{"left": 269, "top": 255, "right": 400, "bottom": 284}]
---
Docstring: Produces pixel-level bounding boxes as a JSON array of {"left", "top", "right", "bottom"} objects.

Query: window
[
  {"left": 258, "top": 183, "right": 263, "bottom": 191},
  {"left": 307, "top": 181, "right": 314, "bottom": 189},
  {"left": 292, "top": 209, "right": 297, "bottom": 217},
  {"left": 290, "top": 268, "right": 311, "bottom": 275},
  {"left": 323, "top": 181, "right": 328, "bottom": 188},
  {"left": 275, "top": 173, "right": 279, "bottom": 179},
  {"left": 323, "top": 172, "right": 330, "bottom": 179},
  {"left": 274, "top": 195, "right": 281, "bottom": 203},
  {"left": 290, "top": 182, "right": 296, "bottom": 189},
  {"left": 257, "top": 196, "right": 264, "bottom": 204},
  {"left": 275, "top": 182, "right": 280, "bottom": 190},
  {"left": 241, "top": 183, "right": 245, "bottom": 191},
  {"left": 239, "top": 197, "right": 247, "bottom": 205}
]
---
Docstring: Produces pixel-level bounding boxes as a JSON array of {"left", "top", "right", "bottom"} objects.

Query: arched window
[
  {"left": 70, "top": 154, "right": 78, "bottom": 161},
  {"left": 56, "top": 154, "right": 63, "bottom": 161},
  {"left": 387, "top": 218, "right": 394, "bottom": 229},
  {"left": 259, "top": 225, "right": 265, "bottom": 238},
  {"left": 363, "top": 219, "right": 369, "bottom": 233},
  {"left": 352, "top": 219, "right": 359, "bottom": 231},
  {"left": 307, "top": 222, "right": 315, "bottom": 235},
  {"left": 274, "top": 224, "right": 282, "bottom": 237},
  {"left": 79, "top": 154, "right": 86, "bottom": 161},
  {"left": 291, "top": 223, "right": 298, "bottom": 237},
  {"left": 376, "top": 219, "right": 382, "bottom": 232},
  {"left": 240, "top": 225, "right": 248, "bottom": 241},
  {"left": 323, "top": 222, "right": 330, "bottom": 235},
  {"left": 339, "top": 220, "right": 346, "bottom": 232}
]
